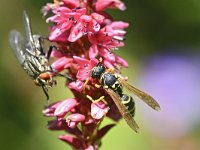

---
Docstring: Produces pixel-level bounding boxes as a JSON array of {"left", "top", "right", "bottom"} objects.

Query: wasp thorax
[{"left": 91, "top": 63, "right": 106, "bottom": 79}]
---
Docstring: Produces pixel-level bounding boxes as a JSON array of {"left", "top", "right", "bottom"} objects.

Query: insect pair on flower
[{"left": 9, "top": 11, "right": 160, "bottom": 133}]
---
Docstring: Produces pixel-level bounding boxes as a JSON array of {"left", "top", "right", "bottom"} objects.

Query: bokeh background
[{"left": 1, "top": 0, "right": 200, "bottom": 150}]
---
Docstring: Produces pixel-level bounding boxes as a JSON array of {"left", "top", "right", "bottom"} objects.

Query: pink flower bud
[
  {"left": 68, "top": 80, "right": 84, "bottom": 92},
  {"left": 67, "top": 113, "right": 85, "bottom": 122},
  {"left": 54, "top": 98, "right": 78, "bottom": 117},
  {"left": 91, "top": 101, "right": 109, "bottom": 120}
]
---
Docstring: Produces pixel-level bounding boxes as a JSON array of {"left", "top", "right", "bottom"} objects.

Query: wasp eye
[{"left": 91, "top": 65, "right": 106, "bottom": 79}]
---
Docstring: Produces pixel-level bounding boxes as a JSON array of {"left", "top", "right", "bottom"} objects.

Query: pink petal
[
  {"left": 62, "top": 0, "right": 80, "bottom": 8},
  {"left": 51, "top": 57, "right": 73, "bottom": 72},
  {"left": 68, "top": 80, "right": 84, "bottom": 92},
  {"left": 67, "top": 121, "right": 77, "bottom": 128},
  {"left": 68, "top": 22, "right": 84, "bottom": 42},
  {"left": 85, "top": 145, "right": 95, "bottom": 150},
  {"left": 73, "top": 56, "right": 89, "bottom": 68},
  {"left": 50, "top": 49, "right": 63, "bottom": 58},
  {"left": 99, "top": 48, "right": 115, "bottom": 62},
  {"left": 67, "top": 113, "right": 86, "bottom": 122},
  {"left": 88, "top": 20, "right": 100, "bottom": 33},
  {"left": 103, "top": 60, "right": 115, "bottom": 69},
  {"left": 91, "top": 13, "right": 105, "bottom": 24},
  {"left": 110, "top": 21, "right": 129, "bottom": 29},
  {"left": 76, "top": 69, "right": 91, "bottom": 81},
  {"left": 91, "top": 102, "right": 109, "bottom": 119},
  {"left": 43, "top": 101, "right": 63, "bottom": 117},
  {"left": 95, "top": 0, "right": 126, "bottom": 11},
  {"left": 89, "top": 45, "right": 98, "bottom": 59},
  {"left": 54, "top": 98, "right": 78, "bottom": 117},
  {"left": 116, "top": 56, "right": 128, "bottom": 67},
  {"left": 80, "top": 15, "right": 92, "bottom": 22}
]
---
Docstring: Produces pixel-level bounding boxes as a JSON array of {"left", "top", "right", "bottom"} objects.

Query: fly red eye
[{"left": 39, "top": 73, "right": 51, "bottom": 80}]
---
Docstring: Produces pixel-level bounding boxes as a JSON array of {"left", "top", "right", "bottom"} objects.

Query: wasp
[
  {"left": 88, "top": 62, "right": 160, "bottom": 133},
  {"left": 9, "top": 11, "right": 67, "bottom": 100}
]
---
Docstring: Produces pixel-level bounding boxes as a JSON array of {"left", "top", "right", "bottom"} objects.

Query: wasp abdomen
[{"left": 121, "top": 94, "right": 135, "bottom": 117}]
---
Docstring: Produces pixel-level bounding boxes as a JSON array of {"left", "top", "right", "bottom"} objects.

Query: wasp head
[{"left": 91, "top": 63, "right": 106, "bottom": 79}]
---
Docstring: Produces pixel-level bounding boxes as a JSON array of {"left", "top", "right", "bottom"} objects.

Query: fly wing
[
  {"left": 23, "top": 10, "right": 34, "bottom": 50},
  {"left": 118, "top": 78, "right": 161, "bottom": 111},
  {"left": 105, "top": 88, "right": 140, "bottom": 133},
  {"left": 9, "top": 30, "right": 26, "bottom": 65}
]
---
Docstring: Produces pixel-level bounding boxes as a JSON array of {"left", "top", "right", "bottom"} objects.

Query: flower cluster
[{"left": 42, "top": 0, "right": 129, "bottom": 149}]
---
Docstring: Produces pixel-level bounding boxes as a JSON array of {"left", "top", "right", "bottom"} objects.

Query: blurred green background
[{"left": 1, "top": 0, "right": 200, "bottom": 150}]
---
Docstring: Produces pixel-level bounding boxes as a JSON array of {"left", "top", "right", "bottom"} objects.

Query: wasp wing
[
  {"left": 23, "top": 10, "right": 34, "bottom": 50},
  {"left": 118, "top": 78, "right": 160, "bottom": 111},
  {"left": 105, "top": 88, "right": 140, "bottom": 133},
  {"left": 9, "top": 30, "right": 26, "bottom": 65}
]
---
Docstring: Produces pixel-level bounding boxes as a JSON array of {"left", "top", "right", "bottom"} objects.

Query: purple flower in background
[{"left": 138, "top": 54, "right": 200, "bottom": 138}]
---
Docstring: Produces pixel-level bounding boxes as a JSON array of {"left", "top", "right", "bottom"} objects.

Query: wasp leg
[
  {"left": 86, "top": 95, "right": 108, "bottom": 105},
  {"left": 106, "top": 68, "right": 115, "bottom": 73},
  {"left": 82, "top": 78, "right": 90, "bottom": 93},
  {"left": 95, "top": 84, "right": 102, "bottom": 88},
  {"left": 116, "top": 73, "right": 128, "bottom": 81}
]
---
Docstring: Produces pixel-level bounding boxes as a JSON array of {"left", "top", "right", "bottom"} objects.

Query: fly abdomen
[{"left": 121, "top": 94, "right": 135, "bottom": 117}]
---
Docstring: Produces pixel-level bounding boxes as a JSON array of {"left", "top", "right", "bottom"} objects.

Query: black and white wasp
[
  {"left": 89, "top": 62, "right": 161, "bottom": 133},
  {"left": 9, "top": 11, "right": 58, "bottom": 100}
]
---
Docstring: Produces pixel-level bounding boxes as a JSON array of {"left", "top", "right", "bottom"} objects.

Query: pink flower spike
[
  {"left": 95, "top": 0, "right": 126, "bottom": 11},
  {"left": 68, "top": 80, "right": 84, "bottom": 92},
  {"left": 59, "top": 135, "right": 82, "bottom": 149},
  {"left": 54, "top": 98, "right": 78, "bottom": 117},
  {"left": 51, "top": 57, "right": 73, "bottom": 72},
  {"left": 91, "top": 101, "right": 109, "bottom": 120}
]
